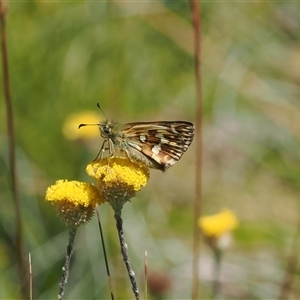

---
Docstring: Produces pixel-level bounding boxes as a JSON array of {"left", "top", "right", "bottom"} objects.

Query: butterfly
[{"left": 79, "top": 104, "right": 195, "bottom": 171}]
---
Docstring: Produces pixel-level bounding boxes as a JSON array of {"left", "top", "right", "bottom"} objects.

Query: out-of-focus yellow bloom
[
  {"left": 62, "top": 111, "right": 100, "bottom": 141},
  {"left": 45, "top": 180, "right": 103, "bottom": 227},
  {"left": 86, "top": 157, "right": 150, "bottom": 212},
  {"left": 198, "top": 209, "right": 238, "bottom": 238}
]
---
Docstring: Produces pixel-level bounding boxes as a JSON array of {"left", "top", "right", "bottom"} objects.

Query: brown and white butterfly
[{"left": 79, "top": 105, "right": 195, "bottom": 171}]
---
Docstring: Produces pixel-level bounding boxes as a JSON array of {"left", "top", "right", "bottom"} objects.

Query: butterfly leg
[
  {"left": 94, "top": 140, "right": 108, "bottom": 161},
  {"left": 123, "top": 148, "right": 140, "bottom": 173},
  {"left": 105, "top": 139, "right": 116, "bottom": 171}
]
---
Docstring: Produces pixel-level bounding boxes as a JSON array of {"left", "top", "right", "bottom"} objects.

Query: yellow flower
[
  {"left": 86, "top": 157, "right": 150, "bottom": 212},
  {"left": 198, "top": 209, "right": 238, "bottom": 238},
  {"left": 45, "top": 180, "right": 103, "bottom": 228},
  {"left": 62, "top": 111, "right": 100, "bottom": 141}
]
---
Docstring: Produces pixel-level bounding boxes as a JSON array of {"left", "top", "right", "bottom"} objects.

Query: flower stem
[
  {"left": 0, "top": 2, "right": 28, "bottom": 298},
  {"left": 96, "top": 207, "right": 115, "bottom": 300},
  {"left": 189, "top": 0, "right": 202, "bottom": 298},
  {"left": 212, "top": 249, "right": 222, "bottom": 300},
  {"left": 279, "top": 218, "right": 300, "bottom": 300},
  {"left": 58, "top": 227, "right": 77, "bottom": 300},
  {"left": 114, "top": 211, "right": 140, "bottom": 300}
]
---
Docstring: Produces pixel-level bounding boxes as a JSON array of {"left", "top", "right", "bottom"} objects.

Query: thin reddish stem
[
  {"left": 0, "top": 2, "right": 27, "bottom": 298},
  {"left": 189, "top": 0, "right": 202, "bottom": 299}
]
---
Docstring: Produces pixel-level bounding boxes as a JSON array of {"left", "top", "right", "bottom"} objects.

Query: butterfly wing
[{"left": 121, "top": 121, "right": 195, "bottom": 170}]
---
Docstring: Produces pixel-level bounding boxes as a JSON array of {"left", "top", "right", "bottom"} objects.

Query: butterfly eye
[
  {"left": 103, "top": 125, "right": 110, "bottom": 135},
  {"left": 99, "top": 121, "right": 112, "bottom": 138}
]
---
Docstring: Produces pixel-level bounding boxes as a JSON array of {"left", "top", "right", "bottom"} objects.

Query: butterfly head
[
  {"left": 78, "top": 103, "right": 114, "bottom": 139},
  {"left": 98, "top": 120, "right": 114, "bottom": 139}
]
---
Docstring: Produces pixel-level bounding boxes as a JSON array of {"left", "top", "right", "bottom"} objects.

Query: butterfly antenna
[
  {"left": 97, "top": 103, "right": 108, "bottom": 121},
  {"left": 78, "top": 123, "right": 98, "bottom": 129}
]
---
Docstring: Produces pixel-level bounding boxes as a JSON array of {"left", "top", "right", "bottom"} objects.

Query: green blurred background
[{"left": 1, "top": 1, "right": 300, "bottom": 299}]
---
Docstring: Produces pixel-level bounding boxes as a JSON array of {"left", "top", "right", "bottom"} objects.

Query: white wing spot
[
  {"left": 152, "top": 144, "right": 161, "bottom": 156},
  {"left": 155, "top": 133, "right": 168, "bottom": 144},
  {"left": 140, "top": 135, "right": 147, "bottom": 143},
  {"left": 171, "top": 125, "right": 179, "bottom": 134}
]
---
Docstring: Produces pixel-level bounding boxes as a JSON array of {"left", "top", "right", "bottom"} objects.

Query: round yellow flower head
[
  {"left": 62, "top": 112, "right": 100, "bottom": 141},
  {"left": 198, "top": 209, "right": 238, "bottom": 238},
  {"left": 86, "top": 157, "right": 150, "bottom": 212},
  {"left": 45, "top": 180, "right": 103, "bottom": 228}
]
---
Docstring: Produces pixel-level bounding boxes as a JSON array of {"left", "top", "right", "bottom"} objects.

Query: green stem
[{"left": 95, "top": 207, "right": 115, "bottom": 300}]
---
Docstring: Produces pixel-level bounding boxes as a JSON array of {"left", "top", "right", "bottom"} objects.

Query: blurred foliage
[{"left": 1, "top": 1, "right": 300, "bottom": 299}]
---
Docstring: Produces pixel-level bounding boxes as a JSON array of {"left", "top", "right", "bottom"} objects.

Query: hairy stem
[
  {"left": 58, "top": 227, "right": 77, "bottom": 300},
  {"left": 114, "top": 211, "right": 139, "bottom": 300}
]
